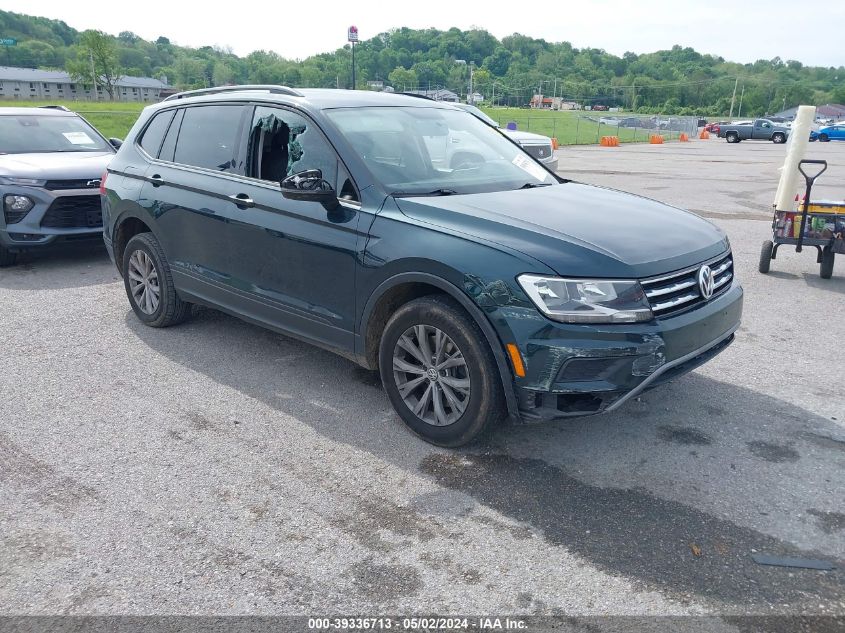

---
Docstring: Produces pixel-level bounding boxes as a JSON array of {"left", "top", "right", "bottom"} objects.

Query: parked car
[
  {"left": 452, "top": 103, "right": 558, "bottom": 172},
  {"left": 817, "top": 123, "right": 845, "bottom": 142},
  {"left": 103, "top": 86, "right": 742, "bottom": 446},
  {"left": 718, "top": 119, "right": 789, "bottom": 143},
  {"left": 0, "top": 106, "right": 119, "bottom": 266}
]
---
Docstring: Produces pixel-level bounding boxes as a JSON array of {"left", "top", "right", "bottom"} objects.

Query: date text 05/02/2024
[{"left": 307, "top": 617, "right": 528, "bottom": 630}]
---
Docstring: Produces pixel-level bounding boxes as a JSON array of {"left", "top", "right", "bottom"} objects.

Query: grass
[
  {"left": 478, "top": 106, "right": 688, "bottom": 144},
  {"left": 0, "top": 99, "right": 145, "bottom": 139},
  {"left": 0, "top": 99, "right": 689, "bottom": 146}
]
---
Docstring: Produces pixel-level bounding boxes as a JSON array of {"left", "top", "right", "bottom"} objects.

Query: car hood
[
  {"left": 502, "top": 129, "right": 551, "bottom": 144},
  {"left": 394, "top": 183, "right": 729, "bottom": 278},
  {"left": 0, "top": 152, "right": 113, "bottom": 180}
]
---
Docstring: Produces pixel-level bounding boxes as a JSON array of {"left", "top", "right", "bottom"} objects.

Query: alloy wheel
[
  {"left": 127, "top": 249, "right": 160, "bottom": 315},
  {"left": 392, "top": 324, "right": 470, "bottom": 427}
]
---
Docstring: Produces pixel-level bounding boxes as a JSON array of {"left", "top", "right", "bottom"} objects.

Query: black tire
[
  {"left": 820, "top": 247, "right": 835, "bottom": 279},
  {"left": 122, "top": 232, "right": 191, "bottom": 327},
  {"left": 0, "top": 245, "right": 17, "bottom": 267},
  {"left": 759, "top": 240, "right": 774, "bottom": 273},
  {"left": 819, "top": 133, "right": 829, "bottom": 143},
  {"left": 379, "top": 295, "right": 505, "bottom": 447},
  {"left": 772, "top": 133, "right": 786, "bottom": 144},
  {"left": 726, "top": 132, "right": 739, "bottom": 144}
]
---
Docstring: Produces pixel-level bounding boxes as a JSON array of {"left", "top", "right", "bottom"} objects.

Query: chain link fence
[{"left": 484, "top": 111, "right": 701, "bottom": 145}]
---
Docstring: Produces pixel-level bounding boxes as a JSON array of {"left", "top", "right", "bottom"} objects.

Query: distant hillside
[{"left": 1, "top": 9, "right": 843, "bottom": 115}]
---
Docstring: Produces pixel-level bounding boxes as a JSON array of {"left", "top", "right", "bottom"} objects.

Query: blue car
[{"left": 817, "top": 123, "right": 845, "bottom": 142}]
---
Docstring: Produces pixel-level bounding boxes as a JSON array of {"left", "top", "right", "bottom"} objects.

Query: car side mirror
[
  {"left": 109, "top": 138, "right": 123, "bottom": 149},
  {"left": 281, "top": 169, "right": 339, "bottom": 211}
]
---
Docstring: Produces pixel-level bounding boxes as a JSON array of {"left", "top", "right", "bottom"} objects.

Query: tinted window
[
  {"left": 174, "top": 105, "right": 245, "bottom": 173},
  {"left": 246, "top": 106, "right": 337, "bottom": 187},
  {"left": 138, "top": 110, "right": 175, "bottom": 158},
  {"left": 159, "top": 109, "right": 183, "bottom": 162}
]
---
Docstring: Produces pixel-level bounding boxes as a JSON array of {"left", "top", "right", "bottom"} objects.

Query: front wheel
[
  {"left": 759, "top": 240, "right": 774, "bottom": 273},
  {"left": 379, "top": 295, "right": 505, "bottom": 447},
  {"left": 122, "top": 232, "right": 192, "bottom": 327},
  {"left": 772, "top": 133, "right": 786, "bottom": 144},
  {"left": 820, "top": 247, "right": 835, "bottom": 279},
  {"left": 819, "top": 133, "right": 829, "bottom": 142}
]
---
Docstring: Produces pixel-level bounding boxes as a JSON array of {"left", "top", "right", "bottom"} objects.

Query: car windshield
[
  {"left": 325, "top": 106, "right": 556, "bottom": 195},
  {"left": 0, "top": 114, "right": 111, "bottom": 154}
]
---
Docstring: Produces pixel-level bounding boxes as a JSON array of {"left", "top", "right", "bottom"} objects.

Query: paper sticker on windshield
[
  {"left": 62, "top": 131, "right": 94, "bottom": 145},
  {"left": 512, "top": 153, "right": 547, "bottom": 181}
]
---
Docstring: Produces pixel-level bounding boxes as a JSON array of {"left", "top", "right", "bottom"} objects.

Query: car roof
[
  {"left": 154, "top": 87, "right": 462, "bottom": 112},
  {"left": 0, "top": 107, "right": 78, "bottom": 116}
]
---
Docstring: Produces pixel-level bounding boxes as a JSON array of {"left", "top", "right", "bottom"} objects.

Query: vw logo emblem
[
  {"left": 698, "top": 265, "right": 715, "bottom": 300},
  {"left": 427, "top": 367, "right": 439, "bottom": 382}
]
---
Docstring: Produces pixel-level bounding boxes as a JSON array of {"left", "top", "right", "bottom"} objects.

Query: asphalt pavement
[{"left": 1, "top": 138, "right": 843, "bottom": 623}]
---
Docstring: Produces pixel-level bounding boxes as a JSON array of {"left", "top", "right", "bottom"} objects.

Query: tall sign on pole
[{"left": 347, "top": 26, "right": 358, "bottom": 90}]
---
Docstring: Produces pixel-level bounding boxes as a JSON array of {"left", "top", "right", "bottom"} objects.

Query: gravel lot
[{"left": 1, "top": 138, "right": 843, "bottom": 622}]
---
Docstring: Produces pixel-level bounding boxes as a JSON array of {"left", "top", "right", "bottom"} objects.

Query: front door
[{"left": 220, "top": 105, "right": 364, "bottom": 353}]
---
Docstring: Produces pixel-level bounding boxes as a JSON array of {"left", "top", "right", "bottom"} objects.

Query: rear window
[
  {"left": 138, "top": 110, "right": 175, "bottom": 158},
  {"left": 173, "top": 105, "right": 245, "bottom": 173}
]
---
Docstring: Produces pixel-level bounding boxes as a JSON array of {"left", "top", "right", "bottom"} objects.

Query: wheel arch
[
  {"left": 358, "top": 272, "right": 520, "bottom": 422},
  {"left": 112, "top": 211, "right": 157, "bottom": 275}
]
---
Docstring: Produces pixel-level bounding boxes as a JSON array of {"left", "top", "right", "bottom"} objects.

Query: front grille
[
  {"left": 521, "top": 144, "right": 553, "bottom": 160},
  {"left": 41, "top": 195, "right": 102, "bottom": 229},
  {"left": 641, "top": 251, "right": 733, "bottom": 318},
  {"left": 44, "top": 179, "right": 101, "bottom": 191}
]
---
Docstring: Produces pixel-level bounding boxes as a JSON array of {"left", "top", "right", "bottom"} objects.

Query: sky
[{"left": 6, "top": 0, "right": 845, "bottom": 68}]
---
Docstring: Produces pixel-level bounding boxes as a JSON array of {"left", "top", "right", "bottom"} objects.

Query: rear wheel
[
  {"left": 726, "top": 132, "right": 739, "bottom": 143},
  {"left": 819, "top": 133, "right": 829, "bottom": 142},
  {"left": 820, "top": 247, "right": 835, "bottom": 279},
  {"left": 122, "top": 232, "right": 191, "bottom": 327},
  {"left": 0, "top": 245, "right": 17, "bottom": 267},
  {"left": 759, "top": 240, "right": 774, "bottom": 273},
  {"left": 772, "top": 133, "right": 786, "bottom": 144},
  {"left": 379, "top": 295, "right": 505, "bottom": 447}
]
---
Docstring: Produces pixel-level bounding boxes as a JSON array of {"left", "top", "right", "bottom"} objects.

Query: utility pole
[
  {"left": 491, "top": 82, "right": 495, "bottom": 107},
  {"left": 738, "top": 85, "right": 745, "bottom": 118},
  {"left": 631, "top": 81, "right": 637, "bottom": 111},
  {"left": 729, "top": 77, "right": 738, "bottom": 118},
  {"left": 89, "top": 50, "right": 98, "bottom": 101},
  {"left": 468, "top": 62, "right": 474, "bottom": 104}
]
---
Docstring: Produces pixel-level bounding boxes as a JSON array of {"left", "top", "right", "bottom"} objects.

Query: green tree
[
  {"left": 388, "top": 66, "right": 417, "bottom": 91},
  {"left": 66, "top": 30, "right": 122, "bottom": 99}
]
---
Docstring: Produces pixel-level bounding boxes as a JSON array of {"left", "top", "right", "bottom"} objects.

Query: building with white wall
[{"left": 0, "top": 66, "right": 168, "bottom": 102}]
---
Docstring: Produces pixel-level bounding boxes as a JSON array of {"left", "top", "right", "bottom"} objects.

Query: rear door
[{"left": 139, "top": 103, "right": 252, "bottom": 298}]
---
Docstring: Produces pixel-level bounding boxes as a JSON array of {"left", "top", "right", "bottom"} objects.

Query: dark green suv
[{"left": 102, "top": 86, "right": 742, "bottom": 446}]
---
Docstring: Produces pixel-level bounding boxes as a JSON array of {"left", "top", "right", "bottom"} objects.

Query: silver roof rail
[
  {"left": 37, "top": 105, "right": 71, "bottom": 111},
  {"left": 163, "top": 85, "right": 304, "bottom": 102}
]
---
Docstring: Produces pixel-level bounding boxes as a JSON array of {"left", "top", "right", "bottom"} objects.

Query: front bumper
[
  {"left": 509, "top": 281, "right": 743, "bottom": 422},
  {"left": 1, "top": 186, "right": 103, "bottom": 252}
]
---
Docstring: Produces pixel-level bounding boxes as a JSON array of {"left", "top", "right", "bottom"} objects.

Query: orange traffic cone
[
  {"left": 649, "top": 135, "right": 664, "bottom": 144},
  {"left": 679, "top": 133, "right": 689, "bottom": 142}
]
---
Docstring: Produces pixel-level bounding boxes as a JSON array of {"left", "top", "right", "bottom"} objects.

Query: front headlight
[
  {"left": 3, "top": 194, "right": 35, "bottom": 214},
  {"left": 0, "top": 177, "right": 44, "bottom": 186},
  {"left": 517, "top": 274, "right": 653, "bottom": 324}
]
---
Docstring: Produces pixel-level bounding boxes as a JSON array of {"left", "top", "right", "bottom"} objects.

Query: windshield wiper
[
  {"left": 392, "top": 188, "right": 459, "bottom": 197},
  {"left": 518, "top": 182, "right": 553, "bottom": 189}
]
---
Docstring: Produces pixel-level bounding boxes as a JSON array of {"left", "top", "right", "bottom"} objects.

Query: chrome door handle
[
  {"left": 149, "top": 174, "right": 164, "bottom": 187},
  {"left": 228, "top": 193, "right": 254, "bottom": 208}
]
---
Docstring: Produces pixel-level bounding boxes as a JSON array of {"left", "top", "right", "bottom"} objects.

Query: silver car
[
  {"left": 0, "top": 106, "right": 117, "bottom": 266},
  {"left": 453, "top": 103, "right": 559, "bottom": 172}
]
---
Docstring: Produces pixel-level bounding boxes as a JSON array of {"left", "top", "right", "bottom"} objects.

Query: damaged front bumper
[{"left": 507, "top": 281, "right": 743, "bottom": 422}]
